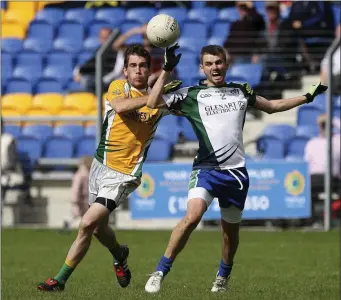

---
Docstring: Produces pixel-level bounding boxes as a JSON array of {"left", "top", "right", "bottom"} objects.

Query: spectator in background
[
  {"left": 224, "top": 1, "right": 265, "bottom": 63},
  {"left": 320, "top": 24, "right": 341, "bottom": 94},
  {"left": 287, "top": 1, "right": 335, "bottom": 71},
  {"left": 73, "top": 28, "right": 118, "bottom": 93},
  {"left": 64, "top": 156, "right": 93, "bottom": 229},
  {"left": 304, "top": 114, "right": 340, "bottom": 224},
  {"left": 1, "top": 119, "right": 24, "bottom": 200}
]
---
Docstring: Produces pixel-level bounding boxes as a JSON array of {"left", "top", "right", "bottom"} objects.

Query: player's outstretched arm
[
  {"left": 252, "top": 82, "right": 328, "bottom": 114},
  {"left": 147, "top": 43, "right": 181, "bottom": 109}
]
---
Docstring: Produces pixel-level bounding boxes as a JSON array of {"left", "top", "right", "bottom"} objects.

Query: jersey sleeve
[
  {"left": 106, "top": 80, "right": 126, "bottom": 102},
  {"left": 162, "top": 87, "right": 190, "bottom": 111},
  {"left": 239, "top": 83, "right": 256, "bottom": 107}
]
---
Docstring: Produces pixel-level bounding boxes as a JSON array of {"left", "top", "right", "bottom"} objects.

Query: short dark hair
[
  {"left": 200, "top": 45, "right": 227, "bottom": 64},
  {"left": 124, "top": 44, "right": 151, "bottom": 68}
]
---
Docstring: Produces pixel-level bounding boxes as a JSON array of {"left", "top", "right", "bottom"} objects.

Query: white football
[{"left": 146, "top": 14, "right": 180, "bottom": 48}]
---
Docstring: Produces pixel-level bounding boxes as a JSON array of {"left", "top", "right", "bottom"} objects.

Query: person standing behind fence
[{"left": 63, "top": 156, "right": 93, "bottom": 229}]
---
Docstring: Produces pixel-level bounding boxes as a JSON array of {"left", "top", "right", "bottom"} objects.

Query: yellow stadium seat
[
  {"left": 5, "top": 10, "right": 32, "bottom": 29},
  {"left": 56, "top": 107, "right": 83, "bottom": 125},
  {"left": 1, "top": 107, "right": 21, "bottom": 125},
  {"left": 2, "top": 93, "right": 33, "bottom": 114},
  {"left": 32, "top": 93, "right": 64, "bottom": 114},
  {"left": 25, "top": 106, "right": 52, "bottom": 125},
  {"left": 63, "top": 92, "right": 96, "bottom": 114},
  {"left": 1, "top": 21, "right": 25, "bottom": 39},
  {"left": 84, "top": 108, "right": 100, "bottom": 126}
]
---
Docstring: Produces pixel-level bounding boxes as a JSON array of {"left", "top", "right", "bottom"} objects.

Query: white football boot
[
  {"left": 211, "top": 274, "right": 230, "bottom": 292},
  {"left": 145, "top": 271, "right": 164, "bottom": 293}
]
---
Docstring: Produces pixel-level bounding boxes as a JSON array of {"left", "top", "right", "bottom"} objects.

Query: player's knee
[
  {"left": 93, "top": 225, "right": 105, "bottom": 238},
  {"left": 79, "top": 216, "right": 97, "bottom": 235},
  {"left": 184, "top": 212, "right": 202, "bottom": 228}
]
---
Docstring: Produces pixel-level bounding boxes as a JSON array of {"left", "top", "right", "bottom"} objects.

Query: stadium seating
[
  {"left": 146, "top": 139, "right": 172, "bottom": 161},
  {"left": 75, "top": 136, "right": 96, "bottom": 157},
  {"left": 64, "top": 92, "right": 96, "bottom": 114},
  {"left": 87, "top": 20, "right": 113, "bottom": 37},
  {"left": 187, "top": 8, "right": 218, "bottom": 26},
  {"left": 125, "top": 7, "right": 157, "bottom": 24},
  {"left": 21, "top": 124, "right": 54, "bottom": 142},
  {"left": 154, "top": 116, "right": 180, "bottom": 145},
  {"left": 35, "top": 79, "right": 63, "bottom": 94},
  {"left": 32, "top": 93, "right": 64, "bottom": 114},
  {"left": 262, "top": 124, "right": 296, "bottom": 144},
  {"left": 44, "top": 136, "right": 74, "bottom": 158},
  {"left": 2, "top": 38, "right": 22, "bottom": 53},
  {"left": 64, "top": 8, "right": 95, "bottom": 27},
  {"left": 286, "top": 137, "right": 309, "bottom": 159},
  {"left": 84, "top": 125, "right": 97, "bottom": 137},
  {"left": 5, "top": 78, "right": 32, "bottom": 94},
  {"left": 2, "top": 93, "right": 33, "bottom": 114},
  {"left": 158, "top": 7, "right": 188, "bottom": 25},
  {"left": 3, "top": 124, "right": 21, "bottom": 138},
  {"left": 34, "top": 8, "right": 64, "bottom": 26},
  {"left": 1, "top": 22, "right": 25, "bottom": 39},
  {"left": 179, "top": 118, "right": 198, "bottom": 141},
  {"left": 296, "top": 126, "right": 319, "bottom": 139},
  {"left": 228, "top": 63, "right": 263, "bottom": 87},
  {"left": 54, "top": 124, "right": 84, "bottom": 140},
  {"left": 182, "top": 21, "right": 208, "bottom": 39},
  {"left": 94, "top": 8, "right": 126, "bottom": 26},
  {"left": 257, "top": 136, "right": 285, "bottom": 159},
  {"left": 16, "top": 136, "right": 43, "bottom": 171},
  {"left": 297, "top": 106, "right": 323, "bottom": 127},
  {"left": 218, "top": 7, "right": 239, "bottom": 22},
  {"left": 210, "top": 21, "right": 231, "bottom": 39}
]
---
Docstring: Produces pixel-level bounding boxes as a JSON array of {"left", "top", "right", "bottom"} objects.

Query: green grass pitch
[{"left": 1, "top": 228, "right": 339, "bottom": 300}]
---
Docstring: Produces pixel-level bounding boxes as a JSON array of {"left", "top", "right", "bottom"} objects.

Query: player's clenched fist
[{"left": 304, "top": 82, "right": 328, "bottom": 103}]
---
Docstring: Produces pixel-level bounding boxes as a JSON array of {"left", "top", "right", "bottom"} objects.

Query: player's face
[
  {"left": 123, "top": 54, "right": 150, "bottom": 89},
  {"left": 200, "top": 54, "right": 228, "bottom": 86}
]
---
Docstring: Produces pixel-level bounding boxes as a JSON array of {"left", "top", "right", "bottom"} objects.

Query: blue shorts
[{"left": 188, "top": 168, "right": 249, "bottom": 210}]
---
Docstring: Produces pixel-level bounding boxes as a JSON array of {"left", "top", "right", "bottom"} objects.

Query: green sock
[{"left": 54, "top": 260, "right": 75, "bottom": 284}]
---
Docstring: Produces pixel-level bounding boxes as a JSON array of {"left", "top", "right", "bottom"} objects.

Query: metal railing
[{"left": 324, "top": 35, "right": 340, "bottom": 232}]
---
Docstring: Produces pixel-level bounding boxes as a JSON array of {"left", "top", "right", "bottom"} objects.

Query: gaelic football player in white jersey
[{"left": 144, "top": 44, "right": 328, "bottom": 293}]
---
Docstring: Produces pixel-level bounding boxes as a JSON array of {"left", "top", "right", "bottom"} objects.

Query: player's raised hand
[
  {"left": 163, "top": 43, "right": 182, "bottom": 72},
  {"left": 304, "top": 82, "right": 328, "bottom": 103},
  {"left": 163, "top": 80, "right": 182, "bottom": 94}
]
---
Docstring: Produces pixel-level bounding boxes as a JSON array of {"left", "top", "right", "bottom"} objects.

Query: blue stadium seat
[
  {"left": 226, "top": 75, "right": 248, "bottom": 84},
  {"left": 146, "top": 139, "right": 172, "bottom": 161},
  {"left": 178, "top": 37, "right": 206, "bottom": 52},
  {"left": 43, "top": 51, "right": 74, "bottom": 85},
  {"left": 64, "top": 8, "right": 95, "bottom": 26},
  {"left": 83, "top": 37, "right": 100, "bottom": 51},
  {"left": 16, "top": 51, "right": 43, "bottom": 67},
  {"left": 54, "top": 21, "right": 84, "bottom": 53},
  {"left": 207, "top": 36, "right": 225, "bottom": 46},
  {"left": 333, "top": 106, "right": 340, "bottom": 119},
  {"left": 262, "top": 124, "right": 296, "bottom": 144},
  {"left": 286, "top": 137, "right": 309, "bottom": 159},
  {"left": 158, "top": 7, "right": 188, "bottom": 25},
  {"left": 27, "top": 20, "right": 54, "bottom": 40},
  {"left": 94, "top": 8, "right": 126, "bottom": 26},
  {"left": 1, "top": 0, "right": 6, "bottom": 9},
  {"left": 84, "top": 125, "right": 97, "bottom": 137},
  {"left": 66, "top": 81, "right": 84, "bottom": 92},
  {"left": 218, "top": 7, "right": 240, "bottom": 22},
  {"left": 176, "top": 59, "right": 199, "bottom": 78},
  {"left": 154, "top": 116, "right": 180, "bottom": 145},
  {"left": 182, "top": 21, "right": 208, "bottom": 38},
  {"left": 297, "top": 106, "right": 323, "bottom": 127},
  {"left": 76, "top": 50, "right": 94, "bottom": 65},
  {"left": 179, "top": 118, "right": 198, "bottom": 141},
  {"left": 75, "top": 136, "right": 96, "bottom": 157},
  {"left": 257, "top": 136, "right": 285, "bottom": 159},
  {"left": 6, "top": 78, "right": 32, "bottom": 94},
  {"left": 35, "top": 8, "right": 65, "bottom": 26},
  {"left": 16, "top": 136, "right": 43, "bottom": 171},
  {"left": 23, "top": 38, "right": 53, "bottom": 54},
  {"left": 126, "top": 8, "right": 157, "bottom": 24},
  {"left": 121, "top": 21, "right": 144, "bottom": 33},
  {"left": 310, "top": 94, "right": 326, "bottom": 110},
  {"left": 87, "top": 20, "right": 113, "bottom": 37},
  {"left": 296, "top": 126, "right": 319, "bottom": 139},
  {"left": 3, "top": 124, "right": 21, "bottom": 138},
  {"left": 228, "top": 63, "right": 263, "bottom": 87},
  {"left": 334, "top": 95, "right": 341, "bottom": 107},
  {"left": 44, "top": 137, "right": 74, "bottom": 158},
  {"left": 2, "top": 38, "right": 23, "bottom": 54},
  {"left": 188, "top": 7, "right": 218, "bottom": 26},
  {"left": 12, "top": 65, "right": 42, "bottom": 85},
  {"left": 210, "top": 21, "right": 231, "bottom": 39},
  {"left": 35, "top": 79, "right": 63, "bottom": 94},
  {"left": 54, "top": 124, "right": 84, "bottom": 140},
  {"left": 1, "top": 52, "right": 12, "bottom": 83},
  {"left": 22, "top": 125, "right": 54, "bottom": 142}
]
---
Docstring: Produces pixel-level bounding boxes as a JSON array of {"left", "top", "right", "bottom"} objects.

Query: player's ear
[
  {"left": 123, "top": 67, "right": 128, "bottom": 77},
  {"left": 199, "top": 63, "right": 204, "bottom": 72}
]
